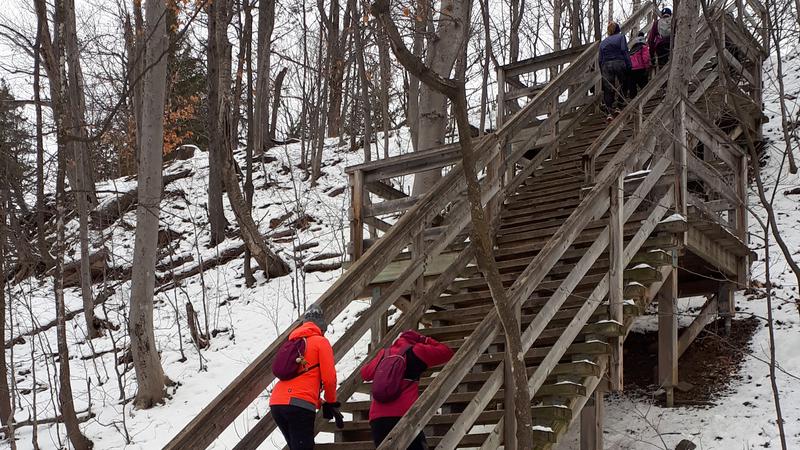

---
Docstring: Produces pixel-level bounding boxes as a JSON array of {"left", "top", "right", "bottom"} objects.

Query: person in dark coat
[
  {"left": 647, "top": 7, "right": 673, "bottom": 68},
  {"left": 599, "top": 21, "right": 632, "bottom": 117},
  {"left": 361, "top": 329, "right": 454, "bottom": 450}
]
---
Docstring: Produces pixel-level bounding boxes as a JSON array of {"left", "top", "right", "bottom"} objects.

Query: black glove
[{"left": 322, "top": 402, "right": 344, "bottom": 429}]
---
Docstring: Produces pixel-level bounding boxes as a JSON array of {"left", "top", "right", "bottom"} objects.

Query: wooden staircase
[{"left": 164, "top": 0, "right": 767, "bottom": 448}]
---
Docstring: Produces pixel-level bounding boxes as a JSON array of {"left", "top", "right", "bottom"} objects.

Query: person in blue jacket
[{"left": 598, "top": 21, "right": 631, "bottom": 119}]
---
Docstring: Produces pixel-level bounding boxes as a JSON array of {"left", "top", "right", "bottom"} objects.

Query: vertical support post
[
  {"left": 609, "top": 175, "right": 624, "bottom": 392},
  {"left": 658, "top": 268, "right": 678, "bottom": 407},
  {"left": 411, "top": 233, "right": 425, "bottom": 306},
  {"left": 673, "top": 101, "right": 688, "bottom": 246},
  {"left": 504, "top": 291, "right": 522, "bottom": 449},
  {"left": 370, "top": 287, "right": 387, "bottom": 351},
  {"left": 350, "top": 170, "right": 365, "bottom": 261},
  {"left": 550, "top": 95, "right": 560, "bottom": 158},
  {"left": 717, "top": 282, "right": 734, "bottom": 336},
  {"left": 497, "top": 68, "right": 514, "bottom": 183},
  {"left": 580, "top": 389, "right": 604, "bottom": 450}
]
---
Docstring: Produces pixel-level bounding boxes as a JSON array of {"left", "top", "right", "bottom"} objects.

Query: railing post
[
  {"left": 370, "top": 287, "right": 387, "bottom": 351},
  {"left": 673, "top": 101, "right": 688, "bottom": 244},
  {"left": 608, "top": 174, "right": 624, "bottom": 392},
  {"left": 350, "top": 170, "right": 365, "bottom": 261},
  {"left": 550, "top": 94, "right": 560, "bottom": 158},
  {"left": 580, "top": 389, "right": 604, "bottom": 450},
  {"left": 658, "top": 268, "right": 678, "bottom": 407}
]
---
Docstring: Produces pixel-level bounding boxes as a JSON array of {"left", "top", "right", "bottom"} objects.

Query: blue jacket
[{"left": 599, "top": 33, "right": 632, "bottom": 69}]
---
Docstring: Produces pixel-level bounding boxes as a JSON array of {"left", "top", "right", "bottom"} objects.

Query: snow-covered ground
[{"left": 3, "top": 32, "right": 800, "bottom": 450}]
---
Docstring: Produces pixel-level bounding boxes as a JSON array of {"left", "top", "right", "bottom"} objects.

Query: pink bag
[{"left": 631, "top": 45, "right": 651, "bottom": 71}]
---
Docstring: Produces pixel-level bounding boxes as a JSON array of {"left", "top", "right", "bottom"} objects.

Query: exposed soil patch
[{"left": 623, "top": 316, "right": 760, "bottom": 405}]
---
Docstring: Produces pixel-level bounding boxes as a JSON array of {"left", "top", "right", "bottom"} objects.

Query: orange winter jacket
[{"left": 269, "top": 322, "right": 337, "bottom": 411}]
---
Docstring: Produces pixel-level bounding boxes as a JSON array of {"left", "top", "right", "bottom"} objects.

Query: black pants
[
  {"left": 272, "top": 405, "right": 316, "bottom": 450},
  {"left": 370, "top": 417, "right": 428, "bottom": 450},
  {"left": 601, "top": 60, "right": 628, "bottom": 112},
  {"left": 654, "top": 45, "right": 670, "bottom": 68},
  {"left": 625, "top": 69, "right": 649, "bottom": 99}
]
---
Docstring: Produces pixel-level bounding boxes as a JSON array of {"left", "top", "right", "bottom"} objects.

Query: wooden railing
[{"left": 165, "top": 1, "right": 762, "bottom": 448}]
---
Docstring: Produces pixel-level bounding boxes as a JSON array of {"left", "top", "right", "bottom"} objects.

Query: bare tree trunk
[
  {"left": 553, "top": 0, "right": 563, "bottom": 52},
  {"left": 33, "top": 18, "right": 50, "bottom": 267},
  {"left": 322, "top": 0, "right": 344, "bottom": 137},
  {"left": 221, "top": 105, "right": 291, "bottom": 278},
  {"left": 243, "top": 0, "right": 256, "bottom": 287},
  {"left": 129, "top": 0, "right": 170, "bottom": 409},
  {"left": 377, "top": 25, "right": 392, "bottom": 158},
  {"left": 373, "top": 4, "right": 536, "bottom": 446},
  {"left": 33, "top": 0, "right": 99, "bottom": 342},
  {"left": 510, "top": 0, "right": 524, "bottom": 62},
  {"left": 0, "top": 196, "right": 14, "bottom": 436},
  {"left": 406, "top": 0, "right": 429, "bottom": 153},
  {"left": 253, "top": 0, "right": 275, "bottom": 154},
  {"left": 592, "top": 0, "right": 601, "bottom": 40},
  {"left": 411, "top": 0, "right": 471, "bottom": 195},
  {"left": 63, "top": 9, "right": 98, "bottom": 350},
  {"left": 479, "top": 0, "right": 491, "bottom": 135},
  {"left": 207, "top": 0, "right": 232, "bottom": 245},
  {"left": 350, "top": 0, "right": 373, "bottom": 162},
  {"left": 63, "top": 0, "right": 97, "bottom": 205},
  {"left": 764, "top": 0, "right": 797, "bottom": 173},
  {"left": 269, "top": 67, "right": 287, "bottom": 143},
  {"left": 53, "top": 154, "right": 92, "bottom": 449},
  {"left": 571, "top": 0, "right": 581, "bottom": 46}
]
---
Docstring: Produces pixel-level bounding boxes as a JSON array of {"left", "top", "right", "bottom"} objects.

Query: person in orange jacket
[{"left": 270, "top": 305, "right": 340, "bottom": 450}]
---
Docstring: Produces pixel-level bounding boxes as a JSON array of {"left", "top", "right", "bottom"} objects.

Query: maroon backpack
[
  {"left": 371, "top": 345, "right": 413, "bottom": 403},
  {"left": 272, "top": 337, "right": 318, "bottom": 381}
]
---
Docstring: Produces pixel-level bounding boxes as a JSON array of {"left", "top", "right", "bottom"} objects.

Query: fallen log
[
  {"left": 61, "top": 248, "right": 108, "bottom": 288},
  {"left": 90, "top": 169, "right": 193, "bottom": 228}
]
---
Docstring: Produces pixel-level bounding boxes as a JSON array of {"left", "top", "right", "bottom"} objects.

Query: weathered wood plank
[
  {"left": 677, "top": 295, "right": 718, "bottom": 357},
  {"left": 658, "top": 269, "right": 678, "bottom": 407},
  {"left": 686, "top": 224, "right": 739, "bottom": 276},
  {"left": 608, "top": 175, "right": 624, "bottom": 392},
  {"left": 686, "top": 152, "right": 741, "bottom": 207}
]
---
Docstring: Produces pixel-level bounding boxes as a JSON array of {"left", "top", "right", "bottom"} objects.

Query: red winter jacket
[
  {"left": 361, "top": 330, "right": 454, "bottom": 420},
  {"left": 270, "top": 322, "right": 337, "bottom": 411}
]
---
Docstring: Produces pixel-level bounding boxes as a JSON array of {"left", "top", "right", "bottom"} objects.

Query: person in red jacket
[
  {"left": 361, "top": 329, "right": 454, "bottom": 450},
  {"left": 270, "top": 305, "right": 340, "bottom": 450}
]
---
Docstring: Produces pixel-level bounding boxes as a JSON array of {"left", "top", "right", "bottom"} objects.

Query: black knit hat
[
  {"left": 304, "top": 305, "right": 327, "bottom": 332},
  {"left": 661, "top": 7, "right": 672, "bottom": 15}
]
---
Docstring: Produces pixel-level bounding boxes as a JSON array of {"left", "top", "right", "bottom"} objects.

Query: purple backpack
[
  {"left": 272, "top": 337, "right": 318, "bottom": 381},
  {"left": 371, "top": 345, "right": 412, "bottom": 403}
]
